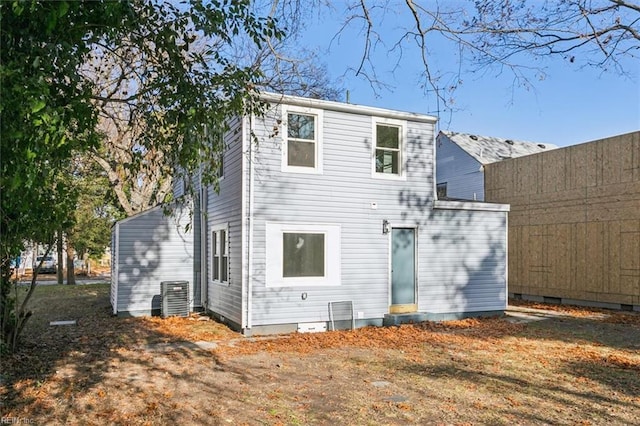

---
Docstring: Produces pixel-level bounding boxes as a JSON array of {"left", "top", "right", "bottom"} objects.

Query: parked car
[{"left": 36, "top": 256, "right": 57, "bottom": 274}]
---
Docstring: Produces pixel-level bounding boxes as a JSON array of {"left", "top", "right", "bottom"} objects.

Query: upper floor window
[
  {"left": 373, "top": 118, "right": 406, "bottom": 179},
  {"left": 282, "top": 106, "right": 323, "bottom": 174}
]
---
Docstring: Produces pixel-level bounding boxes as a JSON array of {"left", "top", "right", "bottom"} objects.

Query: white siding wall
[
  {"left": 112, "top": 204, "right": 194, "bottom": 316},
  {"left": 248, "top": 106, "right": 435, "bottom": 326},
  {"left": 421, "top": 208, "right": 507, "bottom": 314},
  {"left": 205, "top": 117, "right": 244, "bottom": 326},
  {"left": 436, "top": 135, "right": 485, "bottom": 201},
  {"left": 172, "top": 173, "right": 185, "bottom": 198}
]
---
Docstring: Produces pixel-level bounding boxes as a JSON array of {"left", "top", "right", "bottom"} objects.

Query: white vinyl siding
[
  {"left": 436, "top": 134, "right": 486, "bottom": 201},
  {"left": 205, "top": 117, "right": 244, "bottom": 326},
  {"left": 421, "top": 207, "right": 508, "bottom": 313},
  {"left": 249, "top": 105, "right": 433, "bottom": 325},
  {"left": 111, "top": 204, "right": 194, "bottom": 316}
]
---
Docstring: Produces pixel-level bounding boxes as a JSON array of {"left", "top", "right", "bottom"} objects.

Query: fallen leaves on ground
[
  {"left": 215, "top": 318, "right": 527, "bottom": 358},
  {"left": 510, "top": 299, "right": 640, "bottom": 325},
  {"left": 4, "top": 285, "right": 640, "bottom": 426},
  {"left": 140, "top": 314, "right": 240, "bottom": 342}
]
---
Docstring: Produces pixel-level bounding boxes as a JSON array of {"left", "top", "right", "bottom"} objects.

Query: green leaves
[{"left": 31, "top": 99, "right": 46, "bottom": 114}]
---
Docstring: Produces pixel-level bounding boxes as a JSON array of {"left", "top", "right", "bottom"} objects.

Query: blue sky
[{"left": 298, "top": 4, "right": 640, "bottom": 147}]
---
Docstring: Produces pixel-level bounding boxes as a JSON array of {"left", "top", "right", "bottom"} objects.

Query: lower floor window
[
  {"left": 283, "top": 232, "right": 325, "bottom": 277},
  {"left": 212, "top": 226, "right": 228, "bottom": 283},
  {"left": 266, "top": 223, "right": 340, "bottom": 287}
]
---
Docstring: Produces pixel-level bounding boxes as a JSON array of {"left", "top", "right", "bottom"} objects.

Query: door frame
[{"left": 388, "top": 225, "right": 418, "bottom": 314}]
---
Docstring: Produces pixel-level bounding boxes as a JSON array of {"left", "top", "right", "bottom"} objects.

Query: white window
[
  {"left": 372, "top": 118, "right": 406, "bottom": 179},
  {"left": 282, "top": 106, "right": 323, "bottom": 174},
  {"left": 283, "top": 232, "right": 325, "bottom": 277},
  {"left": 266, "top": 223, "right": 340, "bottom": 287},
  {"left": 437, "top": 182, "right": 447, "bottom": 199},
  {"left": 212, "top": 225, "right": 229, "bottom": 284}
]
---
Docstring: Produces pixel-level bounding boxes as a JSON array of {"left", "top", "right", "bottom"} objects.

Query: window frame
[
  {"left": 211, "top": 224, "right": 230, "bottom": 286},
  {"left": 281, "top": 105, "right": 324, "bottom": 174},
  {"left": 371, "top": 117, "right": 407, "bottom": 180},
  {"left": 265, "top": 222, "right": 340, "bottom": 287},
  {"left": 282, "top": 232, "right": 326, "bottom": 278}
]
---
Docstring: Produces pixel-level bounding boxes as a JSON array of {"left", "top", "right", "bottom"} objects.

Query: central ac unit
[{"left": 161, "top": 281, "right": 189, "bottom": 318}]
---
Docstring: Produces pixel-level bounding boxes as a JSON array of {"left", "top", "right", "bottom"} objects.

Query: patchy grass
[{"left": 2, "top": 284, "right": 639, "bottom": 425}]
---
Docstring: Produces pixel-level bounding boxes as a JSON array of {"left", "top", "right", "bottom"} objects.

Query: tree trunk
[
  {"left": 66, "top": 242, "right": 76, "bottom": 285},
  {"left": 57, "top": 229, "right": 64, "bottom": 284}
]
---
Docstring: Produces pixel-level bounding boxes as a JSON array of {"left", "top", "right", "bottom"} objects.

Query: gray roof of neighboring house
[{"left": 439, "top": 130, "right": 558, "bottom": 165}]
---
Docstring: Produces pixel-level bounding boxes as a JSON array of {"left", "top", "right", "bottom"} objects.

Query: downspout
[
  {"left": 200, "top": 182, "right": 207, "bottom": 309},
  {"left": 198, "top": 136, "right": 208, "bottom": 310},
  {"left": 433, "top": 128, "right": 438, "bottom": 202},
  {"left": 246, "top": 113, "right": 255, "bottom": 330}
]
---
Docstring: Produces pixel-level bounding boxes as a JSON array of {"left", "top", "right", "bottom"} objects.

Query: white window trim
[
  {"left": 211, "top": 223, "right": 230, "bottom": 286},
  {"left": 281, "top": 105, "right": 324, "bottom": 174},
  {"left": 371, "top": 117, "right": 407, "bottom": 180},
  {"left": 265, "top": 222, "right": 340, "bottom": 287}
]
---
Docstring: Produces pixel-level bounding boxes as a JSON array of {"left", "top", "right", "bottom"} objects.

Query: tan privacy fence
[{"left": 485, "top": 131, "right": 640, "bottom": 308}]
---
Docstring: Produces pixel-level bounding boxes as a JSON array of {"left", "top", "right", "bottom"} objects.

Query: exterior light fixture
[{"left": 382, "top": 219, "right": 390, "bottom": 234}]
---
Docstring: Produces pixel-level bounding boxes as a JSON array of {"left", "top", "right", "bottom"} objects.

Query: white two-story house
[{"left": 112, "top": 94, "right": 510, "bottom": 335}]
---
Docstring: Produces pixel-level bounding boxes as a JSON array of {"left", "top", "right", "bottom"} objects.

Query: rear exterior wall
[{"left": 245, "top": 103, "right": 507, "bottom": 329}]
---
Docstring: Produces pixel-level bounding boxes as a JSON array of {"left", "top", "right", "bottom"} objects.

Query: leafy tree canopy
[{"left": 0, "top": 0, "right": 283, "bottom": 351}]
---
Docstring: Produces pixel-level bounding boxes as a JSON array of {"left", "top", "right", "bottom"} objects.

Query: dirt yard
[{"left": 2, "top": 284, "right": 639, "bottom": 425}]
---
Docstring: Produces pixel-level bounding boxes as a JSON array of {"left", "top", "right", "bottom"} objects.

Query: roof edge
[{"left": 259, "top": 92, "right": 437, "bottom": 124}]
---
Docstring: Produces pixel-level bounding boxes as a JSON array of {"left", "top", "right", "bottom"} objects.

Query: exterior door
[{"left": 390, "top": 227, "right": 417, "bottom": 313}]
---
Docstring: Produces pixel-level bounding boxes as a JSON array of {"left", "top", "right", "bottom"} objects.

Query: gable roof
[{"left": 439, "top": 130, "right": 558, "bottom": 165}]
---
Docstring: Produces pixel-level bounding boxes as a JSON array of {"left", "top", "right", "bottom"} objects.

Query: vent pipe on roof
[
  {"left": 470, "top": 135, "right": 478, "bottom": 140},
  {"left": 538, "top": 143, "right": 546, "bottom": 149},
  {"left": 505, "top": 139, "right": 514, "bottom": 145}
]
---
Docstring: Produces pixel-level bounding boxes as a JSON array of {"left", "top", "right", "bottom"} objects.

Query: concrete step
[{"left": 383, "top": 312, "right": 430, "bottom": 326}]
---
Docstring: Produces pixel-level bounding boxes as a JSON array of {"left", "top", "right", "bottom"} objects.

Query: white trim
[
  {"left": 265, "top": 222, "right": 341, "bottom": 288},
  {"left": 111, "top": 223, "right": 119, "bottom": 315},
  {"left": 241, "top": 115, "right": 248, "bottom": 328},
  {"left": 210, "top": 223, "right": 230, "bottom": 286},
  {"left": 260, "top": 92, "right": 437, "bottom": 124},
  {"left": 371, "top": 117, "right": 408, "bottom": 181},
  {"left": 433, "top": 200, "right": 510, "bottom": 212},
  {"left": 504, "top": 212, "right": 509, "bottom": 310},
  {"left": 281, "top": 105, "right": 324, "bottom": 174},
  {"left": 199, "top": 188, "right": 208, "bottom": 308}
]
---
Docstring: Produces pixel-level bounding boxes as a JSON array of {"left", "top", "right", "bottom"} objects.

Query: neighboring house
[
  {"left": 112, "top": 93, "right": 510, "bottom": 334},
  {"left": 485, "top": 131, "right": 640, "bottom": 311},
  {"left": 436, "top": 131, "right": 557, "bottom": 201}
]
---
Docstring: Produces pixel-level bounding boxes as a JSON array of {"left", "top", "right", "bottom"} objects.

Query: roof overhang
[{"left": 259, "top": 92, "right": 437, "bottom": 124}]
